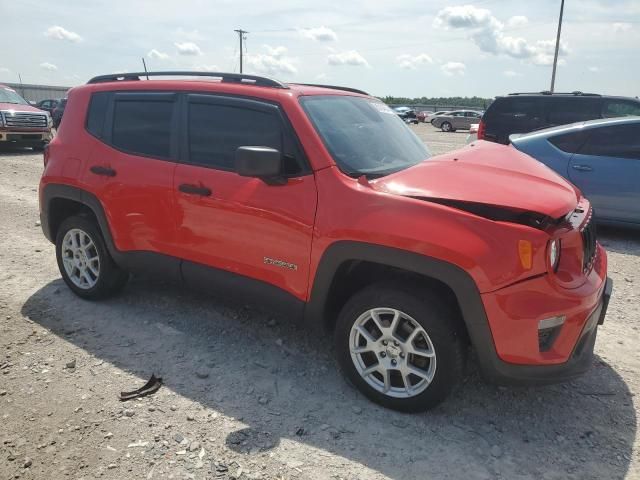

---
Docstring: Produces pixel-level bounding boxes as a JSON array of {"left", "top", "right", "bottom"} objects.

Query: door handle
[
  {"left": 572, "top": 164, "right": 593, "bottom": 172},
  {"left": 178, "top": 183, "right": 212, "bottom": 196},
  {"left": 90, "top": 165, "right": 117, "bottom": 177}
]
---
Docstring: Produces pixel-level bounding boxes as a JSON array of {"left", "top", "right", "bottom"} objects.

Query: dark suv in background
[{"left": 478, "top": 92, "right": 640, "bottom": 144}]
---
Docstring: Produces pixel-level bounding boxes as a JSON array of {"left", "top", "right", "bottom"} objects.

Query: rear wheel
[
  {"left": 334, "top": 283, "right": 465, "bottom": 412},
  {"left": 55, "top": 215, "right": 128, "bottom": 300},
  {"left": 441, "top": 122, "right": 453, "bottom": 132}
]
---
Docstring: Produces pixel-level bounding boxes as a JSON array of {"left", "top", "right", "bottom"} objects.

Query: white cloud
[
  {"left": 246, "top": 45, "right": 297, "bottom": 76},
  {"left": 300, "top": 26, "right": 337, "bottom": 42},
  {"left": 434, "top": 5, "right": 569, "bottom": 66},
  {"left": 397, "top": 53, "right": 433, "bottom": 70},
  {"left": 0, "top": 67, "right": 10, "bottom": 73},
  {"left": 612, "top": 22, "right": 632, "bottom": 33},
  {"left": 588, "top": 66, "right": 600, "bottom": 73},
  {"left": 40, "top": 62, "right": 58, "bottom": 71},
  {"left": 441, "top": 62, "right": 466, "bottom": 76},
  {"left": 147, "top": 49, "right": 169, "bottom": 60},
  {"left": 194, "top": 65, "right": 220, "bottom": 72},
  {"left": 506, "top": 15, "right": 528, "bottom": 29},
  {"left": 503, "top": 70, "right": 522, "bottom": 77},
  {"left": 327, "top": 50, "right": 370, "bottom": 67},
  {"left": 45, "top": 26, "right": 82, "bottom": 43},
  {"left": 174, "top": 42, "right": 202, "bottom": 56}
]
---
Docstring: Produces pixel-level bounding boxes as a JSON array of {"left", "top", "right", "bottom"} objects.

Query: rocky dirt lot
[{"left": 1, "top": 127, "right": 639, "bottom": 480}]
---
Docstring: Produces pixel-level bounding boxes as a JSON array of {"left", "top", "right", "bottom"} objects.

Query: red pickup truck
[{"left": 0, "top": 84, "right": 53, "bottom": 150}]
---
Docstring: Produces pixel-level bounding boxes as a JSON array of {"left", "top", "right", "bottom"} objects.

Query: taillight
[
  {"left": 476, "top": 120, "right": 486, "bottom": 140},
  {"left": 43, "top": 144, "right": 50, "bottom": 167}
]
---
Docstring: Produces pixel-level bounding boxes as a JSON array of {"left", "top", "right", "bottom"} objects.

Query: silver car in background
[{"left": 432, "top": 110, "right": 483, "bottom": 132}]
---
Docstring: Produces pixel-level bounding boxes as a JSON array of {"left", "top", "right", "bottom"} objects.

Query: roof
[{"left": 85, "top": 71, "right": 369, "bottom": 97}]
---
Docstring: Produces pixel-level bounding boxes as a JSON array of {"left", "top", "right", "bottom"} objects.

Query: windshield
[
  {"left": 301, "top": 96, "right": 430, "bottom": 177},
  {"left": 0, "top": 87, "right": 29, "bottom": 105}
]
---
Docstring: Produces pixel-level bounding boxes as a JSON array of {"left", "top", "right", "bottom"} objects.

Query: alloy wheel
[
  {"left": 349, "top": 307, "right": 437, "bottom": 398},
  {"left": 61, "top": 228, "right": 101, "bottom": 289}
]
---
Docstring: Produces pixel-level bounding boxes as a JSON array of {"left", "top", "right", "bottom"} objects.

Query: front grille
[
  {"left": 1, "top": 111, "right": 48, "bottom": 128},
  {"left": 581, "top": 210, "right": 597, "bottom": 273}
]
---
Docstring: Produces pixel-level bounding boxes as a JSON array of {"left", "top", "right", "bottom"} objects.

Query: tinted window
[
  {"left": 86, "top": 92, "right": 110, "bottom": 138},
  {"left": 580, "top": 123, "right": 640, "bottom": 160},
  {"left": 548, "top": 130, "right": 589, "bottom": 153},
  {"left": 603, "top": 100, "right": 640, "bottom": 118},
  {"left": 485, "top": 98, "right": 545, "bottom": 141},
  {"left": 546, "top": 98, "right": 602, "bottom": 125},
  {"left": 112, "top": 98, "right": 173, "bottom": 158},
  {"left": 188, "top": 102, "right": 282, "bottom": 170}
]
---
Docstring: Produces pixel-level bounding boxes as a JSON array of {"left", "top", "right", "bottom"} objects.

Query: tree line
[{"left": 380, "top": 96, "right": 493, "bottom": 108}]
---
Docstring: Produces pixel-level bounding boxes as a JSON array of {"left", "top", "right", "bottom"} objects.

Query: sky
[{"left": 1, "top": 0, "right": 639, "bottom": 98}]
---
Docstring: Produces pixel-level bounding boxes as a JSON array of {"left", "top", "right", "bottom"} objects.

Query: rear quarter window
[
  {"left": 548, "top": 130, "right": 589, "bottom": 153},
  {"left": 86, "top": 92, "right": 110, "bottom": 138}
]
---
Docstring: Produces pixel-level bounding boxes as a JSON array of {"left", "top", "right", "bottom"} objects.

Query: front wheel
[
  {"left": 441, "top": 122, "right": 453, "bottom": 132},
  {"left": 55, "top": 215, "right": 128, "bottom": 300},
  {"left": 334, "top": 283, "right": 465, "bottom": 412}
]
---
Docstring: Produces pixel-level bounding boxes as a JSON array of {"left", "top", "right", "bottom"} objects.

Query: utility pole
[
  {"left": 234, "top": 29, "right": 248, "bottom": 73},
  {"left": 550, "top": 0, "right": 565, "bottom": 93},
  {"left": 141, "top": 57, "right": 149, "bottom": 79}
]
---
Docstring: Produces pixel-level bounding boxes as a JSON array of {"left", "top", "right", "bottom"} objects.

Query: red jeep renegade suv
[{"left": 39, "top": 72, "right": 612, "bottom": 411}]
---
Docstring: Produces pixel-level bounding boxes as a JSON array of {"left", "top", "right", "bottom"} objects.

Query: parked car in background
[
  {"left": 416, "top": 110, "right": 434, "bottom": 123},
  {"left": 466, "top": 123, "right": 479, "bottom": 143},
  {"left": 36, "top": 99, "right": 60, "bottom": 114},
  {"left": 393, "top": 106, "right": 418, "bottom": 124},
  {"left": 0, "top": 84, "right": 52, "bottom": 150},
  {"left": 425, "top": 111, "right": 451, "bottom": 124},
  {"left": 511, "top": 117, "right": 640, "bottom": 227},
  {"left": 52, "top": 98, "right": 67, "bottom": 129},
  {"left": 431, "top": 110, "right": 483, "bottom": 132},
  {"left": 479, "top": 92, "right": 640, "bottom": 144},
  {"left": 39, "top": 70, "right": 611, "bottom": 412}
]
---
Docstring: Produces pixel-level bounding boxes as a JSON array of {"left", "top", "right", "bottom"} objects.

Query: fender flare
[
  {"left": 303, "top": 241, "right": 500, "bottom": 374},
  {"left": 41, "top": 184, "right": 118, "bottom": 255}
]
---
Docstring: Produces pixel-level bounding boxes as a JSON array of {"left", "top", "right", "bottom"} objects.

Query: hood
[
  {"left": 371, "top": 141, "right": 578, "bottom": 220},
  {"left": 0, "top": 102, "right": 44, "bottom": 113}
]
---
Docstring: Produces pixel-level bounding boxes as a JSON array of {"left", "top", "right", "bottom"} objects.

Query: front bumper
[
  {"left": 475, "top": 244, "right": 611, "bottom": 385},
  {"left": 0, "top": 130, "right": 52, "bottom": 145}
]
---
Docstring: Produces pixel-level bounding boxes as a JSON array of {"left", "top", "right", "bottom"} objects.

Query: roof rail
[
  {"left": 292, "top": 83, "right": 369, "bottom": 95},
  {"left": 508, "top": 91, "right": 601, "bottom": 97},
  {"left": 87, "top": 71, "right": 288, "bottom": 89}
]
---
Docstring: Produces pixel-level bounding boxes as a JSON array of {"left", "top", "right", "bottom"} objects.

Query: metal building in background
[{"left": 2, "top": 82, "right": 71, "bottom": 103}]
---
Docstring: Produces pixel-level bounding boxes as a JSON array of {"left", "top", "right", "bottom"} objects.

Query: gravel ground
[{"left": 0, "top": 127, "right": 639, "bottom": 480}]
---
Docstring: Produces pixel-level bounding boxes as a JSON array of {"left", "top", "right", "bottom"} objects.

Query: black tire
[
  {"left": 55, "top": 215, "right": 128, "bottom": 300},
  {"left": 441, "top": 122, "right": 453, "bottom": 132},
  {"left": 334, "top": 282, "right": 465, "bottom": 412}
]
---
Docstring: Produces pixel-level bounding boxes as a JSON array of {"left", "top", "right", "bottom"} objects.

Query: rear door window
[
  {"left": 545, "top": 97, "right": 602, "bottom": 126},
  {"left": 111, "top": 93, "right": 175, "bottom": 158},
  {"left": 579, "top": 123, "right": 640, "bottom": 160}
]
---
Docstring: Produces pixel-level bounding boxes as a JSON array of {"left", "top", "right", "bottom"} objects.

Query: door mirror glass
[{"left": 236, "top": 146, "right": 284, "bottom": 182}]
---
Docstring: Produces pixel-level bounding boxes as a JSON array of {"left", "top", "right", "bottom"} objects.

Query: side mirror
[{"left": 235, "top": 146, "right": 285, "bottom": 184}]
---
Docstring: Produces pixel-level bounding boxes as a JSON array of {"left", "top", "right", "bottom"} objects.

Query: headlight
[
  {"left": 0, "top": 112, "right": 4, "bottom": 127},
  {"left": 549, "top": 239, "right": 561, "bottom": 271},
  {"left": 46, "top": 112, "right": 53, "bottom": 128}
]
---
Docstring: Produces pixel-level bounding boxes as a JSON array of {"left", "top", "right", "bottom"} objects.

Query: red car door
[
  {"left": 171, "top": 94, "right": 317, "bottom": 301},
  {"left": 83, "top": 92, "right": 178, "bottom": 255}
]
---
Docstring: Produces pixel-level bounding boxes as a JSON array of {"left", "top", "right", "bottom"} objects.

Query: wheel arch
[
  {"left": 304, "top": 241, "right": 495, "bottom": 355},
  {"left": 41, "top": 184, "right": 118, "bottom": 256}
]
